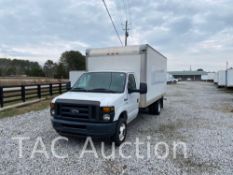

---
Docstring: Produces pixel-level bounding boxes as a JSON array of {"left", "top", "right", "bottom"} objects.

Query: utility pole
[{"left": 124, "top": 20, "right": 129, "bottom": 46}]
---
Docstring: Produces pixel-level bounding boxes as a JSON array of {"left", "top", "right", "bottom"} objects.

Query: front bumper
[{"left": 51, "top": 118, "right": 117, "bottom": 137}]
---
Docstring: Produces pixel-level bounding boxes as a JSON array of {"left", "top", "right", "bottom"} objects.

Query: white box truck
[
  {"left": 201, "top": 75, "right": 208, "bottom": 81},
  {"left": 226, "top": 68, "right": 233, "bottom": 87},
  {"left": 201, "top": 72, "right": 215, "bottom": 82},
  {"left": 50, "top": 44, "right": 167, "bottom": 145},
  {"left": 217, "top": 70, "right": 226, "bottom": 87},
  {"left": 69, "top": 71, "right": 86, "bottom": 87},
  {"left": 167, "top": 73, "right": 177, "bottom": 84}
]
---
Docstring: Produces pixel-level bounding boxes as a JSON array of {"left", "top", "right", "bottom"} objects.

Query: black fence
[{"left": 0, "top": 82, "right": 71, "bottom": 108}]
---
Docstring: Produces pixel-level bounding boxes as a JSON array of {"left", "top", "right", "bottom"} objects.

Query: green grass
[{"left": 0, "top": 99, "right": 51, "bottom": 119}]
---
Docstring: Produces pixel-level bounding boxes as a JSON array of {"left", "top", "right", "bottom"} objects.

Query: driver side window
[
  {"left": 128, "top": 74, "right": 136, "bottom": 90},
  {"left": 76, "top": 74, "right": 90, "bottom": 88}
]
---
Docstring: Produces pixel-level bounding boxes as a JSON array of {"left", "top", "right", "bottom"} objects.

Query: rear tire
[
  {"left": 149, "top": 100, "right": 161, "bottom": 115},
  {"left": 160, "top": 97, "right": 164, "bottom": 108},
  {"left": 149, "top": 103, "right": 155, "bottom": 114},
  {"left": 155, "top": 101, "right": 161, "bottom": 115},
  {"left": 112, "top": 118, "right": 127, "bottom": 146}
]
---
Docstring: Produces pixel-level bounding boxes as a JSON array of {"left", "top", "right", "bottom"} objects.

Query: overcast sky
[{"left": 0, "top": 0, "right": 232, "bottom": 71}]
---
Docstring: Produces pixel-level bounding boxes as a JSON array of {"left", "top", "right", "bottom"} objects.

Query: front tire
[{"left": 112, "top": 118, "right": 127, "bottom": 146}]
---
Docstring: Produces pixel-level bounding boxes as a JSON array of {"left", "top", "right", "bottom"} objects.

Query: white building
[{"left": 201, "top": 72, "right": 215, "bottom": 81}]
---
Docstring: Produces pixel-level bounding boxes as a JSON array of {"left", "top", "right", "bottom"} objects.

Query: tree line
[{"left": 0, "top": 50, "right": 86, "bottom": 78}]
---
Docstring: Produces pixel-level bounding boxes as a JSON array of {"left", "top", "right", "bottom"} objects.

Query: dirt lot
[{"left": 0, "top": 82, "right": 233, "bottom": 174}]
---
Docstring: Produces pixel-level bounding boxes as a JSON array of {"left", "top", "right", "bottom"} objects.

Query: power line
[
  {"left": 126, "top": 0, "right": 132, "bottom": 26},
  {"left": 102, "top": 0, "right": 123, "bottom": 46},
  {"left": 126, "top": 0, "right": 133, "bottom": 39},
  {"left": 113, "top": 0, "right": 124, "bottom": 35},
  {"left": 121, "top": 0, "right": 132, "bottom": 45},
  {"left": 122, "top": 0, "right": 128, "bottom": 21},
  {"left": 117, "top": 0, "right": 125, "bottom": 28}
]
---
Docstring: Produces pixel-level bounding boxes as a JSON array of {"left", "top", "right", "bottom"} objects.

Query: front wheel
[{"left": 112, "top": 118, "right": 127, "bottom": 146}]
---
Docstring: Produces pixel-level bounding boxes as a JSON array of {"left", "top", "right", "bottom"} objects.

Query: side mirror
[
  {"left": 139, "top": 83, "right": 147, "bottom": 94},
  {"left": 128, "top": 87, "right": 136, "bottom": 94},
  {"left": 128, "top": 83, "right": 147, "bottom": 94}
]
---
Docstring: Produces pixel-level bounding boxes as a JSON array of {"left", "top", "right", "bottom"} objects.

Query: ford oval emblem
[{"left": 71, "top": 109, "right": 79, "bottom": 114}]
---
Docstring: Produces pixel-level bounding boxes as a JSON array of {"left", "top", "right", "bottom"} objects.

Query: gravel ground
[{"left": 1, "top": 82, "right": 233, "bottom": 175}]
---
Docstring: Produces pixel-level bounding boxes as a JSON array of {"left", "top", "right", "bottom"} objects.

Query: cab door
[{"left": 127, "top": 74, "right": 140, "bottom": 122}]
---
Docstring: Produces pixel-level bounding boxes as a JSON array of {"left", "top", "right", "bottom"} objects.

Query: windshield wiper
[
  {"left": 89, "top": 88, "right": 117, "bottom": 93},
  {"left": 71, "top": 87, "right": 89, "bottom": 92}
]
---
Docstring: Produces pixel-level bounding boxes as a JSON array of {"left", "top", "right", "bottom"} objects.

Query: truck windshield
[{"left": 71, "top": 72, "right": 126, "bottom": 93}]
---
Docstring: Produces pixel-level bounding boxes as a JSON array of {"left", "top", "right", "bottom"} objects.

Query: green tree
[
  {"left": 55, "top": 63, "right": 67, "bottom": 79},
  {"left": 29, "top": 66, "right": 44, "bottom": 77},
  {"left": 43, "top": 60, "right": 57, "bottom": 78},
  {"left": 197, "top": 68, "right": 204, "bottom": 71},
  {"left": 60, "top": 50, "right": 86, "bottom": 72},
  {"left": 6, "top": 67, "right": 16, "bottom": 75},
  {"left": 0, "top": 58, "right": 45, "bottom": 77},
  {"left": 26, "top": 62, "right": 44, "bottom": 77}
]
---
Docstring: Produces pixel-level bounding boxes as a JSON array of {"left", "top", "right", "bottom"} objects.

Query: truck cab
[{"left": 51, "top": 71, "right": 147, "bottom": 145}]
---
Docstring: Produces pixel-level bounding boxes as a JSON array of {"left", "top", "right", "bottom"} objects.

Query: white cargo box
[
  {"left": 201, "top": 72, "right": 215, "bottom": 81},
  {"left": 69, "top": 71, "right": 86, "bottom": 87},
  {"left": 217, "top": 70, "right": 226, "bottom": 87},
  {"left": 201, "top": 75, "right": 208, "bottom": 81},
  {"left": 227, "top": 69, "right": 233, "bottom": 87},
  {"left": 207, "top": 72, "right": 215, "bottom": 81},
  {"left": 167, "top": 73, "right": 173, "bottom": 82},
  {"left": 86, "top": 44, "right": 167, "bottom": 108}
]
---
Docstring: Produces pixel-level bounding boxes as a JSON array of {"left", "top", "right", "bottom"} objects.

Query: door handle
[{"left": 124, "top": 98, "right": 128, "bottom": 101}]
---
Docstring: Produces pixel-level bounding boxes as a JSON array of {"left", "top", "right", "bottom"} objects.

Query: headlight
[
  {"left": 103, "top": 114, "right": 111, "bottom": 121},
  {"left": 50, "top": 102, "right": 55, "bottom": 116},
  {"left": 101, "top": 106, "right": 114, "bottom": 121}
]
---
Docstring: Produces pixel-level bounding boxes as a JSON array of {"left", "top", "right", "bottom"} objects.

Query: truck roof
[{"left": 86, "top": 44, "right": 167, "bottom": 59}]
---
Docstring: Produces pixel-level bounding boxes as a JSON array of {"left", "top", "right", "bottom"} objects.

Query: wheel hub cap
[{"left": 119, "top": 123, "right": 126, "bottom": 141}]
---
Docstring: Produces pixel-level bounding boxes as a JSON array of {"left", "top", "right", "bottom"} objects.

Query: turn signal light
[{"left": 102, "top": 107, "right": 114, "bottom": 113}]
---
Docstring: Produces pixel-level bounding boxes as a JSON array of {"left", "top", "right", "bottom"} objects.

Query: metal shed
[{"left": 169, "top": 71, "right": 207, "bottom": 81}]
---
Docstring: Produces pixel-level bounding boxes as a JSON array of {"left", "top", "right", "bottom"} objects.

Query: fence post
[
  {"left": 0, "top": 87, "right": 3, "bottom": 108},
  {"left": 37, "top": 85, "right": 41, "bottom": 99},
  {"left": 66, "top": 82, "right": 71, "bottom": 91},
  {"left": 21, "top": 85, "right": 25, "bottom": 102},
  {"left": 59, "top": 83, "right": 62, "bottom": 94},
  {"left": 49, "top": 84, "right": 53, "bottom": 96}
]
